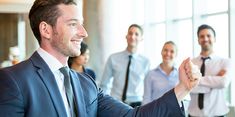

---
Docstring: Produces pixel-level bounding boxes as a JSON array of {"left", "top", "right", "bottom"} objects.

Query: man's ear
[{"left": 39, "top": 21, "right": 52, "bottom": 40}]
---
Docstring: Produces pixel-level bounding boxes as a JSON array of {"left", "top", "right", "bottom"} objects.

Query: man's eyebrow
[
  {"left": 66, "top": 19, "right": 84, "bottom": 24},
  {"left": 66, "top": 19, "right": 78, "bottom": 22}
]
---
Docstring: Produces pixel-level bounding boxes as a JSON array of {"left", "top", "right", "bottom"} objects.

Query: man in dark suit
[{"left": 0, "top": 0, "right": 201, "bottom": 117}]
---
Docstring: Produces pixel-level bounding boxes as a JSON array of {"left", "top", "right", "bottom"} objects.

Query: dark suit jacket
[
  {"left": 83, "top": 67, "right": 96, "bottom": 80},
  {"left": 0, "top": 52, "right": 185, "bottom": 117}
]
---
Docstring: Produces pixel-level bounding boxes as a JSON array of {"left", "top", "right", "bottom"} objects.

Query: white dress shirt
[
  {"left": 37, "top": 48, "right": 71, "bottom": 117},
  {"left": 188, "top": 54, "right": 233, "bottom": 116},
  {"left": 99, "top": 50, "right": 150, "bottom": 103}
]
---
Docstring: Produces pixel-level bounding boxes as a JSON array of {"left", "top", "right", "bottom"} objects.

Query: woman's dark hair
[{"left": 68, "top": 42, "right": 88, "bottom": 67}]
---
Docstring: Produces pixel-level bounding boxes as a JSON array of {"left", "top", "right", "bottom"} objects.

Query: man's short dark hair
[
  {"left": 128, "top": 24, "right": 143, "bottom": 35},
  {"left": 29, "top": 0, "right": 77, "bottom": 44},
  {"left": 197, "top": 24, "right": 216, "bottom": 38}
]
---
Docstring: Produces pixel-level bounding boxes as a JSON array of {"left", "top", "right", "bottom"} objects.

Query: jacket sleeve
[
  {"left": 0, "top": 69, "right": 24, "bottom": 117},
  {"left": 97, "top": 88, "right": 185, "bottom": 117}
]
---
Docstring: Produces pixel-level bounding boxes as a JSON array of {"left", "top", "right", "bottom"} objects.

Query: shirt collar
[
  {"left": 156, "top": 64, "right": 177, "bottom": 72},
  {"left": 153, "top": 64, "right": 177, "bottom": 77},
  {"left": 37, "top": 48, "right": 65, "bottom": 73},
  {"left": 199, "top": 53, "right": 215, "bottom": 60},
  {"left": 124, "top": 50, "right": 138, "bottom": 58}
]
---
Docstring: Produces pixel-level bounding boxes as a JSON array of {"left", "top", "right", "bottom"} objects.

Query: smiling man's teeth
[{"left": 72, "top": 41, "right": 80, "bottom": 45}]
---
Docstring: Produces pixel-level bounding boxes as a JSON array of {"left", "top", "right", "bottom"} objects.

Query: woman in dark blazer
[{"left": 68, "top": 42, "right": 96, "bottom": 80}]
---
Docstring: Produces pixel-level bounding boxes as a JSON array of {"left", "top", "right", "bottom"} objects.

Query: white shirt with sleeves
[
  {"left": 188, "top": 54, "right": 233, "bottom": 117},
  {"left": 37, "top": 48, "right": 71, "bottom": 117}
]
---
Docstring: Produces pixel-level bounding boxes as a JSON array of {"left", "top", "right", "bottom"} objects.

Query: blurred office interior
[{"left": 0, "top": 0, "right": 235, "bottom": 116}]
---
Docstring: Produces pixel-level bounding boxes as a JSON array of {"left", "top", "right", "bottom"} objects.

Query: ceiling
[
  {"left": 0, "top": 0, "right": 33, "bottom": 13},
  {"left": 0, "top": 0, "right": 33, "bottom": 4}
]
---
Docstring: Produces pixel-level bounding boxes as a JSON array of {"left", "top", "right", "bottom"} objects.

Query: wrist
[{"left": 174, "top": 83, "right": 190, "bottom": 101}]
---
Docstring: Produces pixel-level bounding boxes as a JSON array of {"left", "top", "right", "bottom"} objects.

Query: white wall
[{"left": 0, "top": 0, "right": 33, "bottom": 13}]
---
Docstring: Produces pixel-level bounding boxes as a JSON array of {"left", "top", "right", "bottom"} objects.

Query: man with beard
[
  {"left": 188, "top": 24, "right": 233, "bottom": 117},
  {"left": 0, "top": 0, "right": 201, "bottom": 116}
]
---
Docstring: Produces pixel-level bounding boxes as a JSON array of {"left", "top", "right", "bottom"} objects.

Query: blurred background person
[
  {"left": 99, "top": 24, "right": 150, "bottom": 108},
  {"left": 68, "top": 42, "right": 96, "bottom": 80},
  {"left": 142, "top": 41, "right": 179, "bottom": 105},
  {"left": 188, "top": 24, "right": 233, "bottom": 117},
  {"left": 1, "top": 46, "right": 21, "bottom": 68}
]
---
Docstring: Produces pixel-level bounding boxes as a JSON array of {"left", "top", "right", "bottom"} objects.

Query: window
[
  {"left": 205, "top": 14, "right": 229, "bottom": 57},
  {"left": 143, "top": 0, "right": 232, "bottom": 104}
]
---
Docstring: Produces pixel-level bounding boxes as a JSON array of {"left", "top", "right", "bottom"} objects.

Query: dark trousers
[{"left": 129, "top": 101, "right": 141, "bottom": 108}]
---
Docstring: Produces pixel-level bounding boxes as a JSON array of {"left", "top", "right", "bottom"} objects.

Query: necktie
[
  {"left": 122, "top": 55, "right": 132, "bottom": 102},
  {"left": 59, "top": 67, "right": 77, "bottom": 117},
  {"left": 198, "top": 57, "right": 210, "bottom": 110}
]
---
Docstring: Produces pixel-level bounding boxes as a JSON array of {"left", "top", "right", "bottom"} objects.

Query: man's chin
[
  {"left": 75, "top": 52, "right": 81, "bottom": 56},
  {"left": 69, "top": 51, "right": 81, "bottom": 57}
]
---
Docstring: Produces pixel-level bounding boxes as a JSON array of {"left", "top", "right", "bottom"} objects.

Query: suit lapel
[
  {"left": 30, "top": 52, "right": 67, "bottom": 117},
  {"left": 70, "top": 71, "right": 86, "bottom": 117}
]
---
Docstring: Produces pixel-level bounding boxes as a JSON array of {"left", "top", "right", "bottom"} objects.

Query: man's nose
[{"left": 78, "top": 25, "right": 88, "bottom": 38}]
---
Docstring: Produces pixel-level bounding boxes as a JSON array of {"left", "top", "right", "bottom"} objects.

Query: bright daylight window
[{"left": 143, "top": 0, "right": 231, "bottom": 105}]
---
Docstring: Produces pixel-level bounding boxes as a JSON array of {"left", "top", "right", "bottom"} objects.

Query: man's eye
[{"left": 70, "top": 23, "right": 77, "bottom": 27}]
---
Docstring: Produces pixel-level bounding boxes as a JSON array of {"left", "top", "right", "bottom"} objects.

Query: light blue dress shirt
[
  {"left": 142, "top": 65, "right": 179, "bottom": 105},
  {"left": 99, "top": 50, "right": 150, "bottom": 103}
]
